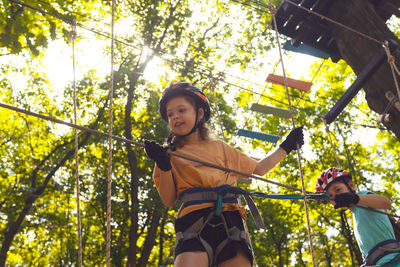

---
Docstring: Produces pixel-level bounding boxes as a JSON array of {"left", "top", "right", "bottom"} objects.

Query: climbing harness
[
  {"left": 175, "top": 208, "right": 252, "bottom": 267},
  {"left": 176, "top": 184, "right": 329, "bottom": 267},
  {"left": 176, "top": 185, "right": 253, "bottom": 267},
  {"left": 362, "top": 240, "right": 400, "bottom": 266},
  {"left": 179, "top": 184, "right": 329, "bottom": 230}
]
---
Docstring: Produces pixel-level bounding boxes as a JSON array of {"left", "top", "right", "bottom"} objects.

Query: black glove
[
  {"left": 144, "top": 140, "right": 172, "bottom": 171},
  {"left": 333, "top": 192, "right": 360, "bottom": 209},
  {"left": 279, "top": 126, "right": 304, "bottom": 154}
]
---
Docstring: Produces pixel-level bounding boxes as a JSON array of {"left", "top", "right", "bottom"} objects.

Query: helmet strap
[{"left": 340, "top": 176, "right": 356, "bottom": 193}]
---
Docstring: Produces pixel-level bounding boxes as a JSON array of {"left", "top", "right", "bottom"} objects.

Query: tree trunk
[
  {"left": 327, "top": 0, "right": 400, "bottom": 139},
  {"left": 137, "top": 207, "right": 163, "bottom": 267},
  {"left": 0, "top": 133, "right": 92, "bottom": 267},
  {"left": 0, "top": 100, "right": 107, "bottom": 266},
  {"left": 125, "top": 54, "right": 154, "bottom": 267}
]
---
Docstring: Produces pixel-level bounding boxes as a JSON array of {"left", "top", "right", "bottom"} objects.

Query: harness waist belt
[
  {"left": 179, "top": 185, "right": 266, "bottom": 229},
  {"left": 364, "top": 239, "right": 400, "bottom": 265},
  {"left": 180, "top": 191, "right": 238, "bottom": 208}
]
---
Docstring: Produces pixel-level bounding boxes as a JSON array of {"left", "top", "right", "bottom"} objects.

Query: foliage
[{"left": 0, "top": 0, "right": 399, "bottom": 266}]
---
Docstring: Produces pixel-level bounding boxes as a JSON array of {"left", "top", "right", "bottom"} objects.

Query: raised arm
[
  {"left": 358, "top": 193, "right": 391, "bottom": 210},
  {"left": 254, "top": 126, "right": 304, "bottom": 176}
]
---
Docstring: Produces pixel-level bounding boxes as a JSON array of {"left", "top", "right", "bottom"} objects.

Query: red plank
[{"left": 266, "top": 73, "right": 312, "bottom": 92}]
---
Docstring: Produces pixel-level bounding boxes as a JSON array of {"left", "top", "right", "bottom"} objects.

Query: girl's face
[
  {"left": 166, "top": 96, "right": 204, "bottom": 136},
  {"left": 326, "top": 181, "right": 354, "bottom": 210}
]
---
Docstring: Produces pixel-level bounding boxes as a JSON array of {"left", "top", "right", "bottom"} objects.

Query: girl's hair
[{"left": 165, "top": 95, "right": 210, "bottom": 150}]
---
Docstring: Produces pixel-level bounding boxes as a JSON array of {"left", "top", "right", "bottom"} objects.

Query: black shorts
[{"left": 174, "top": 208, "right": 253, "bottom": 265}]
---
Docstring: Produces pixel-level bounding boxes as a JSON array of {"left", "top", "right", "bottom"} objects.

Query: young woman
[{"left": 144, "top": 81, "right": 304, "bottom": 267}]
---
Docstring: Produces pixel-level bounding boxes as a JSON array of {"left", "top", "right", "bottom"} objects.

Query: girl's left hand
[
  {"left": 333, "top": 192, "right": 360, "bottom": 209},
  {"left": 144, "top": 140, "right": 172, "bottom": 171}
]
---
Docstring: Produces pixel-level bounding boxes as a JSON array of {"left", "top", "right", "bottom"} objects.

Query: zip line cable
[
  {"left": 269, "top": 2, "right": 316, "bottom": 265},
  {"left": 8, "top": 0, "right": 388, "bottom": 129},
  {"left": 6, "top": 0, "right": 398, "bottom": 211},
  {"left": 0, "top": 102, "right": 310, "bottom": 193},
  {"left": 1, "top": 95, "right": 400, "bottom": 216},
  {"left": 106, "top": 0, "right": 115, "bottom": 266},
  {"left": 69, "top": 20, "right": 83, "bottom": 267},
  {"left": 8, "top": 0, "right": 388, "bottom": 117},
  {"left": 8, "top": 0, "right": 350, "bottom": 110}
]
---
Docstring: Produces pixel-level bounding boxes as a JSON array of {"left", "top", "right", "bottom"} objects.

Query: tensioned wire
[
  {"left": 106, "top": 0, "right": 115, "bottom": 266},
  {"left": 8, "top": 0, "right": 386, "bottom": 129},
  {"left": 269, "top": 2, "right": 316, "bottom": 266},
  {"left": 5, "top": 0, "right": 398, "bottom": 211},
  {"left": 9, "top": 0, "right": 378, "bottom": 114},
  {"left": 69, "top": 20, "right": 83, "bottom": 267},
  {"left": 36, "top": 0, "right": 372, "bottom": 113},
  {"left": 5, "top": 2, "right": 400, "bottom": 265},
  {"left": 0, "top": 101, "right": 313, "bottom": 194},
  {"left": 2, "top": 101, "right": 400, "bottom": 219}
]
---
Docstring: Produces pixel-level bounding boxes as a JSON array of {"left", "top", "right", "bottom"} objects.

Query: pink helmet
[{"left": 315, "top": 167, "right": 350, "bottom": 192}]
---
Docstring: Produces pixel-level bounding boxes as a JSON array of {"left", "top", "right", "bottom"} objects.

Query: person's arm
[
  {"left": 253, "top": 147, "right": 287, "bottom": 175},
  {"left": 333, "top": 191, "right": 391, "bottom": 210},
  {"left": 156, "top": 169, "right": 177, "bottom": 208},
  {"left": 358, "top": 193, "right": 391, "bottom": 210},
  {"left": 144, "top": 140, "right": 177, "bottom": 208},
  {"left": 254, "top": 127, "right": 304, "bottom": 176}
]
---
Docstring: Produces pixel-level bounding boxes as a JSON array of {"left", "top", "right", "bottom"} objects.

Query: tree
[{"left": 325, "top": 0, "right": 400, "bottom": 139}]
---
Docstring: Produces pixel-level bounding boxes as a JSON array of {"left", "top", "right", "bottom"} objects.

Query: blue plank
[
  {"left": 283, "top": 40, "right": 330, "bottom": 59},
  {"left": 237, "top": 129, "right": 280, "bottom": 143}
]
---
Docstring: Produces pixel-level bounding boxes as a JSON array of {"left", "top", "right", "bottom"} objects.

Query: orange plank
[{"left": 266, "top": 73, "right": 312, "bottom": 92}]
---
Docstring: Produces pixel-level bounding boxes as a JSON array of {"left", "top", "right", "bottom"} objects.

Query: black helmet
[{"left": 159, "top": 81, "right": 211, "bottom": 122}]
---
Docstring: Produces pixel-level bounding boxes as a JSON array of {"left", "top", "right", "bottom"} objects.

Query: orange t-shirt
[{"left": 153, "top": 139, "right": 257, "bottom": 218}]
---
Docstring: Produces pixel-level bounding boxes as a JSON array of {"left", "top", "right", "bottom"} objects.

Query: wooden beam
[
  {"left": 237, "top": 129, "right": 280, "bottom": 143},
  {"left": 283, "top": 40, "right": 330, "bottom": 59},
  {"left": 250, "top": 103, "right": 291, "bottom": 118},
  {"left": 324, "top": 40, "right": 398, "bottom": 124},
  {"left": 266, "top": 73, "right": 312, "bottom": 92}
]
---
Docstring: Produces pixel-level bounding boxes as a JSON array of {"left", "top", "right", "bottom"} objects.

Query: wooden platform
[
  {"left": 283, "top": 40, "right": 330, "bottom": 59},
  {"left": 274, "top": 0, "right": 400, "bottom": 62},
  {"left": 237, "top": 129, "right": 281, "bottom": 143},
  {"left": 266, "top": 73, "right": 312, "bottom": 92},
  {"left": 250, "top": 103, "right": 292, "bottom": 118}
]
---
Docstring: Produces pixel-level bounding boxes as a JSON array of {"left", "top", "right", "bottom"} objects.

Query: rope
[
  {"left": 8, "top": 0, "right": 398, "bottom": 221},
  {"left": 69, "top": 20, "right": 83, "bottom": 267},
  {"left": 106, "top": 0, "right": 115, "bottom": 266},
  {"left": 323, "top": 120, "right": 341, "bottom": 168},
  {"left": 384, "top": 43, "right": 400, "bottom": 99},
  {"left": 9, "top": 0, "right": 386, "bottom": 130},
  {"left": 270, "top": 2, "right": 316, "bottom": 266},
  {"left": 7, "top": 0, "right": 351, "bottom": 111},
  {"left": 0, "top": 102, "right": 306, "bottom": 193},
  {"left": 2, "top": 102, "right": 400, "bottom": 216},
  {"left": 208, "top": 76, "right": 227, "bottom": 142},
  {"left": 284, "top": 0, "right": 383, "bottom": 46}
]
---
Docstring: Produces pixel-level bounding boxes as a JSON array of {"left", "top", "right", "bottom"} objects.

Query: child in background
[
  {"left": 144, "top": 81, "right": 304, "bottom": 267},
  {"left": 315, "top": 167, "right": 400, "bottom": 266}
]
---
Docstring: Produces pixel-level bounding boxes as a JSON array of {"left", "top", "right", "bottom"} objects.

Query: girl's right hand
[{"left": 144, "top": 140, "right": 172, "bottom": 171}]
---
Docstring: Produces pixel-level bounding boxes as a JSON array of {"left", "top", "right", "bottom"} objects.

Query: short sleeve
[{"left": 223, "top": 142, "right": 258, "bottom": 179}]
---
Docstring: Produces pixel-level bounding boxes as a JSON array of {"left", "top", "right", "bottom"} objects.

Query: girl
[
  {"left": 315, "top": 167, "right": 400, "bottom": 266},
  {"left": 144, "top": 81, "right": 304, "bottom": 267}
]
